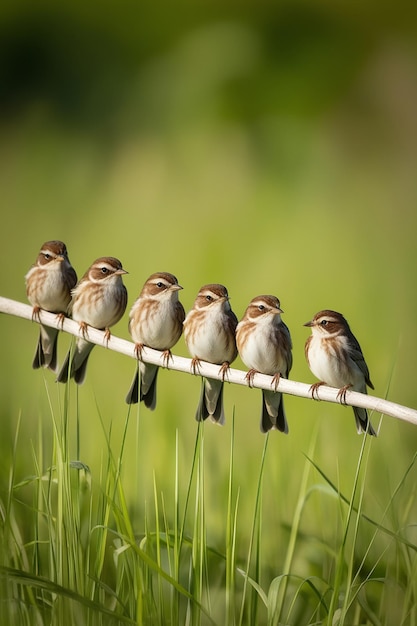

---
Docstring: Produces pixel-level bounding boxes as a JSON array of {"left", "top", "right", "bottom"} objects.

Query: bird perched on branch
[
  {"left": 236, "top": 295, "right": 292, "bottom": 433},
  {"left": 125, "top": 272, "right": 185, "bottom": 409},
  {"left": 57, "top": 257, "right": 128, "bottom": 384},
  {"left": 184, "top": 284, "right": 238, "bottom": 425},
  {"left": 304, "top": 309, "right": 377, "bottom": 436},
  {"left": 26, "top": 240, "right": 77, "bottom": 372}
]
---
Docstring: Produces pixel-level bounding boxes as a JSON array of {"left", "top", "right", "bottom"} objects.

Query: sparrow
[
  {"left": 25, "top": 240, "right": 77, "bottom": 371},
  {"left": 236, "top": 295, "right": 292, "bottom": 433},
  {"left": 183, "top": 284, "right": 238, "bottom": 425},
  {"left": 57, "top": 257, "right": 128, "bottom": 384},
  {"left": 304, "top": 309, "right": 377, "bottom": 436},
  {"left": 125, "top": 272, "right": 185, "bottom": 409}
]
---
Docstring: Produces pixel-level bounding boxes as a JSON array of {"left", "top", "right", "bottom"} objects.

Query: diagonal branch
[{"left": 1, "top": 295, "right": 416, "bottom": 426}]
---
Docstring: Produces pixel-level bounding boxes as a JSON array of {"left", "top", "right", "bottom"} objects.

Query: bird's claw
[
  {"left": 56, "top": 312, "right": 66, "bottom": 330},
  {"left": 245, "top": 369, "right": 258, "bottom": 388},
  {"left": 103, "top": 328, "right": 112, "bottom": 345},
  {"left": 271, "top": 373, "right": 281, "bottom": 392},
  {"left": 309, "top": 381, "right": 325, "bottom": 400},
  {"left": 32, "top": 306, "right": 41, "bottom": 323},
  {"left": 336, "top": 385, "right": 352, "bottom": 405},
  {"left": 190, "top": 358, "right": 201, "bottom": 375},
  {"left": 218, "top": 361, "right": 230, "bottom": 382},
  {"left": 161, "top": 349, "right": 172, "bottom": 368},
  {"left": 79, "top": 321, "right": 89, "bottom": 339}
]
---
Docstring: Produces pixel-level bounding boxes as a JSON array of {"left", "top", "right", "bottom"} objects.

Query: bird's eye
[
  {"left": 101, "top": 267, "right": 108, "bottom": 274},
  {"left": 44, "top": 253, "right": 51, "bottom": 260},
  {"left": 156, "top": 282, "right": 163, "bottom": 288},
  {"left": 258, "top": 305, "right": 265, "bottom": 311},
  {"left": 206, "top": 295, "right": 213, "bottom": 302},
  {"left": 320, "top": 320, "right": 328, "bottom": 326}
]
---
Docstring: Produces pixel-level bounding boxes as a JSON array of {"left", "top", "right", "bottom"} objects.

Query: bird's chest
[
  {"left": 241, "top": 326, "right": 284, "bottom": 374},
  {"left": 38, "top": 270, "right": 69, "bottom": 311},
  {"left": 142, "top": 302, "right": 179, "bottom": 349},
  {"left": 307, "top": 336, "right": 350, "bottom": 387},
  {"left": 74, "top": 283, "right": 120, "bottom": 328},
  {"left": 187, "top": 312, "right": 230, "bottom": 363}
]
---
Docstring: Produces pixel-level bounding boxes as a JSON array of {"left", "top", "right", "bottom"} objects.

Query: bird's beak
[
  {"left": 304, "top": 320, "right": 313, "bottom": 327},
  {"left": 56, "top": 255, "right": 65, "bottom": 262},
  {"left": 171, "top": 284, "right": 183, "bottom": 291},
  {"left": 274, "top": 307, "right": 283, "bottom": 315},
  {"left": 115, "top": 269, "right": 128, "bottom": 276}
]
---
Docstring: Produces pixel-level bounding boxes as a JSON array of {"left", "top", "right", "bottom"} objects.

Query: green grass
[{"left": 1, "top": 379, "right": 417, "bottom": 625}]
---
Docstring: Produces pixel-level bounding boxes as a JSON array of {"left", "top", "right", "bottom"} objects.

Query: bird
[
  {"left": 57, "top": 257, "right": 128, "bottom": 384},
  {"left": 25, "top": 240, "right": 77, "bottom": 371},
  {"left": 125, "top": 272, "right": 185, "bottom": 409},
  {"left": 184, "top": 284, "right": 238, "bottom": 425},
  {"left": 304, "top": 309, "right": 377, "bottom": 436},
  {"left": 236, "top": 295, "right": 292, "bottom": 433}
]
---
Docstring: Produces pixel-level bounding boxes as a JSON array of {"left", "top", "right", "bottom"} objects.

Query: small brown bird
[
  {"left": 236, "top": 295, "right": 292, "bottom": 433},
  {"left": 57, "top": 257, "right": 128, "bottom": 384},
  {"left": 304, "top": 309, "right": 377, "bottom": 436},
  {"left": 184, "top": 284, "right": 238, "bottom": 425},
  {"left": 25, "top": 240, "right": 77, "bottom": 371},
  {"left": 125, "top": 272, "right": 185, "bottom": 409}
]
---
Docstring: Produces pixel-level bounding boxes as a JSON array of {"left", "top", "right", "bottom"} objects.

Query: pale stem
[{"left": 1, "top": 296, "right": 416, "bottom": 426}]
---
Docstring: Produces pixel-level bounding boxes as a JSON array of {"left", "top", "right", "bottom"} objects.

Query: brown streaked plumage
[
  {"left": 25, "top": 240, "right": 77, "bottom": 371},
  {"left": 304, "top": 309, "right": 377, "bottom": 436},
  {"left": 57, "top": 257, "right": 128, "bottom": 384},
  {"left": 184, "top": 284, "right": 238, "bottom": 425},
  {"left": 236, "top": 295, "right": 292, "bottom": 433},
  {"left": 125, "top": 272, "right": 185, "bottom": 409}
]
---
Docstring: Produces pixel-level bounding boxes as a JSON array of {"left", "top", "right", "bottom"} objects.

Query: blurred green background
[{"left": 1, "top": 0, "right": 417, "bottom": 611}]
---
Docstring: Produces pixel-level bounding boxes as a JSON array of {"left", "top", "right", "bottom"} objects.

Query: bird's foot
[
  {"left": 103, "top": 327, "right": 112, "bottom": 346},
  {"left": 161, "top": 349, "right": 173, "bottom": 368},
  {"left": 336, "top": 384, "right": 352, "bottom": 405},
  {"left": 309, "top": 381, "right": 325, "bottom": 400},
  {"left": 32, "top": 306, "right": 41, "bottom": 322},
  {"left": 218, "top": 361, "right": 231, "bottom": 382},
  {"left": 271, "top": 373, "right": 281, "bottom": 392},
  {"left": 56, "top": 312, "right": 66, "bottom": 330},
  {"left": 190, "top": 357, "right": 201, "bottom": 375},
  {"left": 245, "top": 369, "right": 258, "bottom": 388},
  {"left": 79, "top": 321, "right": 89, "bottom": 339}
]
